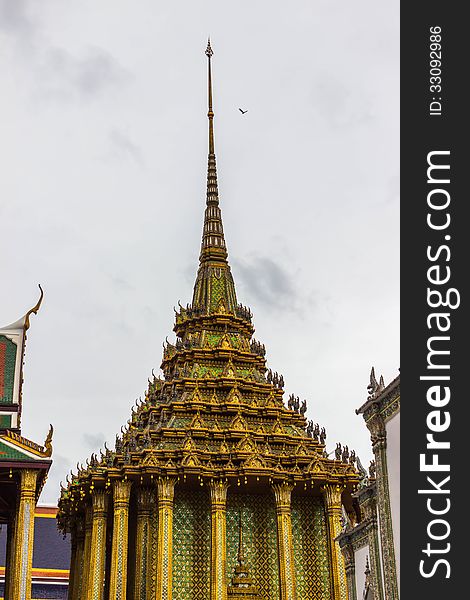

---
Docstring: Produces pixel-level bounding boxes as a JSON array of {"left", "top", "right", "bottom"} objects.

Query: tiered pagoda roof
[{"left": 58, "top": 41, "right": 358, "bottom": 532}]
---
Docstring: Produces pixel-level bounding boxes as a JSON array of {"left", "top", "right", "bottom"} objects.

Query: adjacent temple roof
[
  {"left": 0, "top": 288, "right": 53, "bottom": 516},
  {"left": 58, "top": 42, "right": 358, "bottom": 529}
]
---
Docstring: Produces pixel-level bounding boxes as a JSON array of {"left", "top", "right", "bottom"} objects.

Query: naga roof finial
[
  {"left": 24, "top": 284, "right": 44, "bottom": 331},
  {"left": 43, "top": 423, "right": 53, "bottom": 457}
]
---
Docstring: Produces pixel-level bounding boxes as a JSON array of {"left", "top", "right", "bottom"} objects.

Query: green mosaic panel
[
  {"left": 226, "top": 493, "right": 279, "bottom": 599},
  {"left": 0, "top": 335, "right": 17, "bottom": 404},
  {"left": 149, "top": 507, "right": 158, "bottom": 598},
  {"left": 206, "top": 332, "right": 222, "bottom": 347},
  {"left": 291, "top": 495, "right": 331, "bottom": 599},
  {"left": 172, "top": 489, "right": 211, "bottom": 600},
  {"left": 171, "top": 416, "right": 192, "bottom": 428},
  {"left": 0, "top": 439, "right": 35, "bottom": 461},
  {"left": 236, "top": 368, "right": 251, "bottom": 378},
  {"left": 0, "top": 414, "right": 12, "bottom": 428},
  {"left": 210, "top": 274, "right": 225, "bottom": 312}
]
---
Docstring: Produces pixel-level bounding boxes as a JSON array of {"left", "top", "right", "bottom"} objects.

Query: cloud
[
  {"left": 82, "top": 432, "right": 106, "bottom": 449},
  {"left": 310, "top": 73, "right": 372, "bottom": 129},
  {"left": 109, "top": 274, "right": 135, "bottom": 291},
  {"left": 109, "top": 130, "right": 144, "bottom": 165},
  {"left": 38, "top": 46, "right": 130, "bottom": 102},
  {"left": 0, "top": 0, "right": 35, "bottom": 36},
  {"left": 234, "top": 255, "right": 298, "bottom": 312}
]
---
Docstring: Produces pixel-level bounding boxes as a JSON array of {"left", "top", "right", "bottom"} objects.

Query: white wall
[
  {"left": 386, "top": 411, "right": 400, "bottom": 587},
  {"left": 354, "top": 544, "right": 369, "bottom": 600}
]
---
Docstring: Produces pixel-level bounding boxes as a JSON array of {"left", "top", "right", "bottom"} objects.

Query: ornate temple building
[
  {"left": 337, "top": 370, "right": 400, "bottom": 600},
  {"left": 0, "top": 288, "right": 55, "bottom": 599},
  {"left": 57, "top": 42, "right": 360, "bottom": 600}
]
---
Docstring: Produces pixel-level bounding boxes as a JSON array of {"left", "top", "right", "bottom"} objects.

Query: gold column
[
  {"left": 208, "top": 479, "right": 230, "bottom": 600},
  {"left": 87, "top": 489, "right": 109, "bottom": 600},
  {"left": 134, "top": 487, "right": 155, "bottom": 600},
  {"left": 109, "top": 480, "right": 133, "bottom": 600},
  {"left": 322, "top": 484, "right": 348, "bottom": 600},
  {"left": 272, "top": 482, "right": 297, "bottom": 600},
  {"left": 155, "top": 476, "right": 177, "bottom": 600},
  {"left": 71, "top": 518, "right": 85, "bottom": 600},
  {"left": 11, "top": 468, "right": 38, "bottom": 600},
  {"left": 79, "top": 505, "right": 93, "bottom": 599},
  {"left": 149, "top": 498, "right": 158, "bottom": 599}
]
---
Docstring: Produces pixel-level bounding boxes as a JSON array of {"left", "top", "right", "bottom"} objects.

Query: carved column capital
[
  {"left": 321, "top": 483, "right": 345, "bottom": 510},
  {"left": 272, "top": 481, "right": 294, "bottom": 513},
  {"left": 113, "top": 479, "right": 132, "bottom": 508},
  {"left": 91, "top": 488, "right": 109, "bottom": 517},
  {"left": 208, "top": 478, "right": 229, "bottom": 511},
  {"left": 137, "top": 486, "right": 155, "bottom": 513},
  {"left": 156, "top": 476, "right": 177, "bottom": 506},
  {"left": 20, "top": 468, "right": 38, "bottom": 498}
]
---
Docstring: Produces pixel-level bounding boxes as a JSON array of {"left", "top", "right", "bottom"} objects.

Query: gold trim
[{"left": 87, "top": 492, "right": 108, "bottom": 600}]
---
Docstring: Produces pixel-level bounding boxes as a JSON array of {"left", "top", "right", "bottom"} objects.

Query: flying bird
[{"left": 239, "top": 108, "right": 248, "bottom": 114}]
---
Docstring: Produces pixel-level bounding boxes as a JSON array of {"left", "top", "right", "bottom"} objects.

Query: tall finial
[
  {"left": 192, "top": 40, "right": 238, "bottom": 315},
  {"left": 206, "top": 38, "right": 215, "bottom": 155},
  {"left": 196, "top": 38, "right": 229, "bottom": 261}
]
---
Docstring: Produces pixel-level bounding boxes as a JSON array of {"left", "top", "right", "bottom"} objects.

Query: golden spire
[
  {"left": 192, "top": 40, "right": 238, "bottom": 314},
  {"left": 200, "top": 38, "right": 226, "bottom": 259},
  {"left": 206, "top": 38, "right": 215, "bottom": 155}
]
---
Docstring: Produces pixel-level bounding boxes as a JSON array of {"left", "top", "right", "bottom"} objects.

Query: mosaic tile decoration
[
  {"left": 291, "top": 495, "right": 332, "bottom": 600},
  {"left": 226, "top": 493, "right": 280, "bottom": 599},
  {"left": 139, "top": 520, "right": 148, "bottom": 600},
  {"left": 210, "top": 274, "right": 225, "bottom": 312},
  {"left": 172, "top": 489, "right": 211, "bottom": 599},
  {"left": 0, "top": 335, "right": 17, "bottom": 403},
  {"left": 149, "top": 508, "right": 158, "bottom": 599}
]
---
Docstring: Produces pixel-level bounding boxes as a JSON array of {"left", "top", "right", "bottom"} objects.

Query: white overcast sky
[{"left": 0, "top": 0, "right": 399, "bottom": 504}]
